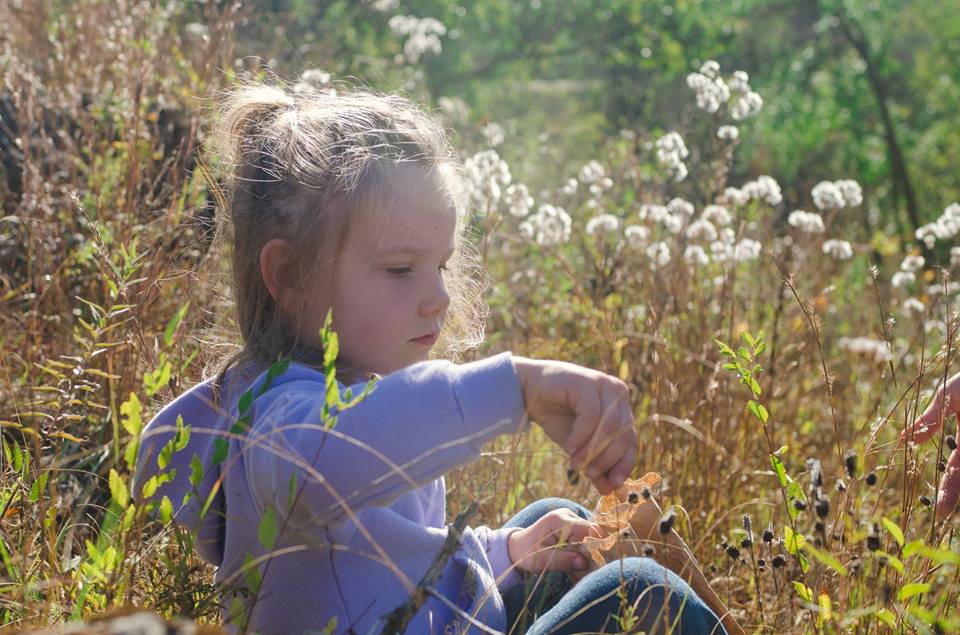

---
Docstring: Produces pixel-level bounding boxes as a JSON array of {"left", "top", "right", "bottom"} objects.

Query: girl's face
[{"left": 304, "top": 189, "right": 457, "bottom": 378}]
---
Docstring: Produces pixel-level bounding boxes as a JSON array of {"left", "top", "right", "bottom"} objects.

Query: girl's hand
[
  {"left": 900, "top": 372, "right": 960, "bottom": 519},
  {"left": 513, "top": 357, "right": 638, "bottom": 494},
  {"left": 506, "top": 509, "right": 604, "bottom": 578}
]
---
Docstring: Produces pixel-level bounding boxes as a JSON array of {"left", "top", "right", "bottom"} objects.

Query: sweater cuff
[
  {"left": 452, "top": 352, "right": 528, "bottom": 451},
  {"left": 482, "top": 525, "right": 524, "bottom": 589}
]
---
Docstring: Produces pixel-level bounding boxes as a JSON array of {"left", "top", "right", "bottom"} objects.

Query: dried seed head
[
  {"left": 643, "top": 544, "right": 656, "bottom": 557},
  {"left": 867, "top": 533, "right": 881, "bottom": 552},
  {"left": 725, "top": 545, "right": 741, "bottom": 560},
  {"left": 865, "top": 472, "right": 878, "bottom": 486},
  {"left": 757, "top": 557, "right": 766, "bottom": 567},
  {"left": 658, "top": 511, "right": 676, "bottom": 535},
  {"left": 793, "top": 499, "right": 807, "bottom": 512},
  {"left": 844, "top": 451, "right": 858, "bottom": 478},
  {"left": 772, "top": 554, "right": 787, "bottom": 568},
  {"left": 628, "top": 491, "right": 639, "bottom": 504},
  {"left": 814, "top": 521, "right": 825, "bottom": 533},
  {"left": 762, "top": 528, "right": 774, "bottom": 543},
  {"left": 947, "top": 435, "right": 957, "bottom": 451},
  {"left": 919, "top": 495, "right": 933, "bottom": 507},
  {"left": 742, "top": 514, "right": 752, "bottom": 533},
  {"left": 815, "top": 496, "right": 830, "bottom": 518},
  {"left": 937, "top": 459, "right": 947, "bottom": 473},
  {"left": 641, "top": 486, "right": 651, "bottom": 500},
  {"left": 740, "top": 537, "right": 753, "bottom": 549}
]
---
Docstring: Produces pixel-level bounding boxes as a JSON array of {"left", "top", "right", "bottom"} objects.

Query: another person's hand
[
  {"left": 512, "top": 357, "right": 638, "bottom": 494},
  {"left": 900, "top": 372, "right": 960, "bottom": 519},
  {"left": 506, "top": 508, "right": 604, "bottom": 580}
]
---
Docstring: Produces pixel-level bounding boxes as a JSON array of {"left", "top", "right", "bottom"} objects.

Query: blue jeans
[{"left": 500, "top": 498, "right": 727, "bottom": 634}]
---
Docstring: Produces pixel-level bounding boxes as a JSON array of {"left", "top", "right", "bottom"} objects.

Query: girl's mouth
[{"left": 411, "top": 332, "right": 439, "bottom": 346}]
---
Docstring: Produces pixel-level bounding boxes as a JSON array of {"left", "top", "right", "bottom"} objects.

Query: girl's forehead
[{"left": 353, "top": 192, "right": 458, "bottom": 255}]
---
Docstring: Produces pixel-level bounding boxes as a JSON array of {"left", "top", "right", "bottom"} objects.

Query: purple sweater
[{"left": 134, "top": 352, "right": 529, "bottom": 634}]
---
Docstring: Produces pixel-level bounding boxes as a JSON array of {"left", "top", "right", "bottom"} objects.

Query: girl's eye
[{"left": 387, "top": 267, "right": 413, "bottom": 276}]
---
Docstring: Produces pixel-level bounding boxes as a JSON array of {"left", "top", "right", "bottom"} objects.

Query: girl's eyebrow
[{"left": 377, "top": 247, "right": 455, "bottom": 257}]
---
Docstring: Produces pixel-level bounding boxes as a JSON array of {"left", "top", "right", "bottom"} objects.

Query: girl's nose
[{"left": 420, "top": 275, "right": 451, "bottom": 317}]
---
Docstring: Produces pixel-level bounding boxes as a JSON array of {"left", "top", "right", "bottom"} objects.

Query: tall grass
[{"left": 1, "top": 2, "right": 957, "bottom": 633}]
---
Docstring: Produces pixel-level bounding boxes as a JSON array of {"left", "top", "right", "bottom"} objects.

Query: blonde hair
[{"left": 203, "top": 79, "right": 488, "bottom": 390}]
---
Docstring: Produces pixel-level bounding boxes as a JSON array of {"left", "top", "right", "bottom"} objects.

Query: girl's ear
[{"left": 260, "top": 238, "right": 298, "bottom": 313}]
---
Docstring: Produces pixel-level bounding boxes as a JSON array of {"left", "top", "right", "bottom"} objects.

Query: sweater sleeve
[
  {"left": 473, "top": 525, "right": 524, "bottom": 589},
  {"left": 243, "top": 352, "right": 527, "bottom": 535}
]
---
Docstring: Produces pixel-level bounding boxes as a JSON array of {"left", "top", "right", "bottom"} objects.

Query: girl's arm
[{"left": 244, "top": 352, "right": 527, "bottom": 534}]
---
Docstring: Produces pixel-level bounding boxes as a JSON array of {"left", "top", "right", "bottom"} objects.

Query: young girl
[{"left": 134, "top": 81, "right": 727, "bottom": 635}]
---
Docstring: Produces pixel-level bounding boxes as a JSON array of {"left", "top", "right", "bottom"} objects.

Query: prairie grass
[{"left": 1, "top": 2, "right": 957, "bottom": 633}]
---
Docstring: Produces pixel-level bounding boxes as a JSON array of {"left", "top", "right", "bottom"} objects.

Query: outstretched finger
[
  {"left": 565, "top": 386, "right": 602, "bottom": 463},
  {"left": 935, "top": 448, "right": 960, "bottom": 520},
  {"left": 902, "top": 377, "right": 960, "bottom": 444}
]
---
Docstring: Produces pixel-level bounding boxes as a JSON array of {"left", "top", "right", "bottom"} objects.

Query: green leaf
[
  {"left": 898, "top": 582, "right": 930, "bottom": 602},
  {"left": 258, "top": 507, "right": 278, "bottom": 550},
  {"left": 784, "top": 525, "right": 809, "bottom": 572},
  {"left": 124, "top": 439, "right": 138, "bottom": 471},
  {"left": 288, "top": 472, "right": 298, "bottom": 510},
  {"left": 881, "top": 517, "right": 904, "bottom": 548},
  {"left": 238, "top": 389, "right": 253, "bottom": 416},
  {"left": 714, "top": 338, "right": 735, "bottom": 358},
  {"left": 140, "top": 475, "right": 159, "bottom": 500},
  {"left": 143, "top": 356, "right": 172, "bottom": 397},
  {"left": 159, "top": 495, "right": 174, "bottom": 524},
  {"left": 804, "top": 543, "right": 848, "bottom": 576},
  {"left": 902, "top": 539, "right": 925, "bottom": 558},
  {"left": 322, "top": 617, "right": 338, "bottom": 634},
  {"left": 748, "top": 400, "right": 769, "bottom": 424},
  {"left": 109, "top": 469, "right": 128, "bottom": 508},
  {"left": 243, "top": 553, "right": 262, "bottom": 593},
  {"left": 189, "top": 454, "right": 204, "bottom": 487},
  {"left": 211, "top": 438, "right": 229, "bottom": 466},
  {"left": 28, "top": 471, "right": 49, "bottom": 503},
  {"left": 770, "top": 453, "right": 789, "bottom": 488},
  {"left": 173, "top": 415, "right": 189, "bottom": 451},
  {"left": 793, "top": 581, "right": 813, "bottom": 602},
  {"left": 163, "top": 302, "right": 190, "bottom": 347},
  {"left": 918, "top": 546, "right": 960, "bottom": 565},
  {"left": 875, "top": 608, "right": 896, "bottom": 627},
  {"left": 120, "top": 392, "right": 142, "bottom": 436}
]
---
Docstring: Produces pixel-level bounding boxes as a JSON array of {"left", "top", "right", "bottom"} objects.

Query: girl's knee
[{"left": 504, "top": 497, "right": 591, "bottom": 528}]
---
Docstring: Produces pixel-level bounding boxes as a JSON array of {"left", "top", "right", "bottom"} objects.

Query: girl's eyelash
[{"left": 387, "top": 263, "right": 449, "bottom": 276}]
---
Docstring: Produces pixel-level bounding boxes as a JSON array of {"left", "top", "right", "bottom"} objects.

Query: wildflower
[
  {"left": 586, "top": 214, "right": 621, "bottom": 236},
  {"left": 787, "top": 210, "right": 825, "bottom": 234},
  {"left": 481, "top": 122, "right": 505, "bottom": 147},
  {"left": 822, "top": 239, "right": 853, "bottom": 260},
  {"left": 836, "top": 179, "right": 863, "bottom": 207},
  {"left": 624, "top": 225, "right": 650, "bottom": 247},
  {"left": 734, "top": 238, "right": 762, "bottom": 262},
  {"left": 639, "top": 204, "right": 668, "bottom": 223},
  {"left": 702, "top": 205, "right": 732, "bottom": 225},
  {"left": 578, "top": 160, "right": 605, "bottom": 184},
  {"left": 900, "top": 254, "right": 925, "bottom": 272},
  {"left": 559, "top": 178, "right": 578, "bottom": 196},
  {"left": 463, "top": 150, "right": 511, "bottom": 212},
  {"left": 700, "top": 59, "right": 721, "bottom": 78},
  {"left": 902, "top": 298, "right": 925, "bottom": 315},
  {"left": 717, "top": 125, "right": 739, "bottom": 141},
  {"left": 518, "top": 204, "right": 572, "bottom": 246},
  {"left": 686, "top": 61, "right": 731, "bottom": 113},
  {"left": 730, "top": 91, "right": 763, "bottom": 120},
  {"left": 662, "top": 212, "right": 684, "bottom": 234},
  {"left": 646, "top": 241, "right": 671, "bottom": 269},
  {"left": 722, "top": 187, "right": 750, "bottom": 207},
  {"left": 504, "top": 183, "right": 533, "bottom": 218},
  {"left": 625, "top": 304, "right": 647, "bottom": 323},
  {"left": 865, "top": 472, "right": 878, "bottom": 486},
  {"left": 684, "top": 245, "right": 710, "bottom": 266},
  {"left": 951, "top": 246, "right": 960, "bottom": 267},
  {"left": 369, "top": 0, "right": 400, "bottom": 10},
  {"left": 655, "top": 132, "right": 689, "bottom": 183},
  {"left": 728, "top": 70, "right": 750, "bottom": 93},
  {"left": 589, "top": 177, "right": 614, "bottom": 198},
  {"left": 742, "top": 175, "right": 783, "bottom": 206},
  {"left": 891, "top": 271, "right": 915, "bottom": 288},
  {"left": 388, "top": 15, "right": 447, "bottom": 63},
  {"left": 437, "top": 96, "right": 470, "bottom": 123},
  {"left": 667, "top": 197, "right": 695, "bottom": 217},
  {"left": 838, "top": 337, "right": 893, "bottom": 363},
  {"left": 914, "top": 202, "right": 960, "bottom": 248},
  {"left": 686, "top": 219, "right": 717, "bottom": 242},
  {"left": 812, "top": 181, "right": 845, "bottom": 210}
]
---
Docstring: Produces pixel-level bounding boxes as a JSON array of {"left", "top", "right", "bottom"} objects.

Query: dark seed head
[
  {"left": 793, "top": 499, "right": 807, "bottom": 511},
  {"left": 844, "top": 451, "right": 858, "bottom": 478},
  {"left": 658, "top": 512, "right": 675, "bottom": 535},
  {"left": 643, "top": 544, "right": 656, "bottom": 557},
  {"left": 628, "top": 491, "right": 639, "bottom": 504},
  {"left": 757, "top": 557, "right": 766, "bottom": 567},
  {"left": 641, "top": 486, "right": 651, "bottom": 500},
  {"left": 865, "top": 472, "right": 878, "bottom": 486},
  {"left": 937, "top": 459, "right": 947, "bottom": 473},
  {"left": 919, "top": 495, "right": 933, "bottom": 507},
  {"left": 725, "top": 545, "right": 741, "bottom": 560},
  {"left": 815, "top": 496, "right": 830, "bottom": 518},
  {"left": 742, "top": 514, "right": 752, "bottom": 533},
  {"left": 947, "top": 435, "right": 957, "bottom": 451},
  {"left": 762, "top": 528, "right": 774, "bottom": 543},
  {"left": 740, "top": 537, "right": 753, "bottom": 549},
  {"left": 867, "top": 534, "right": 881, "bottom": 552},
  {"left": 772, "top": 555, "right": 787, "bottom": 568},
  {"left": 814, "top": 521, "right": 825, "bottom": 533}
]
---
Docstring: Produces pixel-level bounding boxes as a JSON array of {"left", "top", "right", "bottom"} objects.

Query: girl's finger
[
  {"left": 607, "top": 434, "right": 637, "bottom": 488},
  {"left": 565, "top": 385, "right": 602, "bottom": 463},
  {"left": 583, "top": 427, "right": 631, "bottom": 481},
  {"left": 903, "top": 377, "right": 960, "bottom": 444},
  {"left": 935, "top": 448, "right": 960, "bottom": 519},
  {"left": 572, "top": 382, "right": 628, "bottom": 469}
]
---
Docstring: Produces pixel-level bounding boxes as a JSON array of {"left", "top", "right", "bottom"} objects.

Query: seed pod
[
  {"left": 658, "top": 511, "right": 675, "bottom": 535},
  {"left": 814, "top": 521, "right": 825, "bottom": 533},
  {"left": 643, "top": 544, "right": 656, "bottom": 557},
  {"left": 793, "top": 499, "right": 807, "bottom": 512},
  {"left": 641, "top": 486, "right": 651, "bottom": 500},
  {"left": 865, "top": 472, "right": 878, "bottom": 486},
  {"left": 867, "top": 533, "right": 881, "bottom": 552},
  {"left": 627, "top": 491, "right": 639, "bottom": 504},
  {"left": 772, "top": 555, "right": 787, "bottom": 568},
  {"left": 815, "top": 496, "right": 830, "bottom": 518},
  {"left": 920, "top": 495, "right": 933, "bottom": 507},
  {"left": 844, "top": 451, "right": 857, "bottom": 478},
  {"left": 762, "top": 527, "right": 774, "bottom": 543},
  {"left": 757, "top": 557, "right": 766, "bottom": 567},
  {"left": 740, "top": 537, "right": 753, "bottom": 549},
  {"left": 947, "top": 435, "right": 957, "bottom": 451},
  {"left": 725, "top": 545, "right": 741, "bottom": 560}
]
